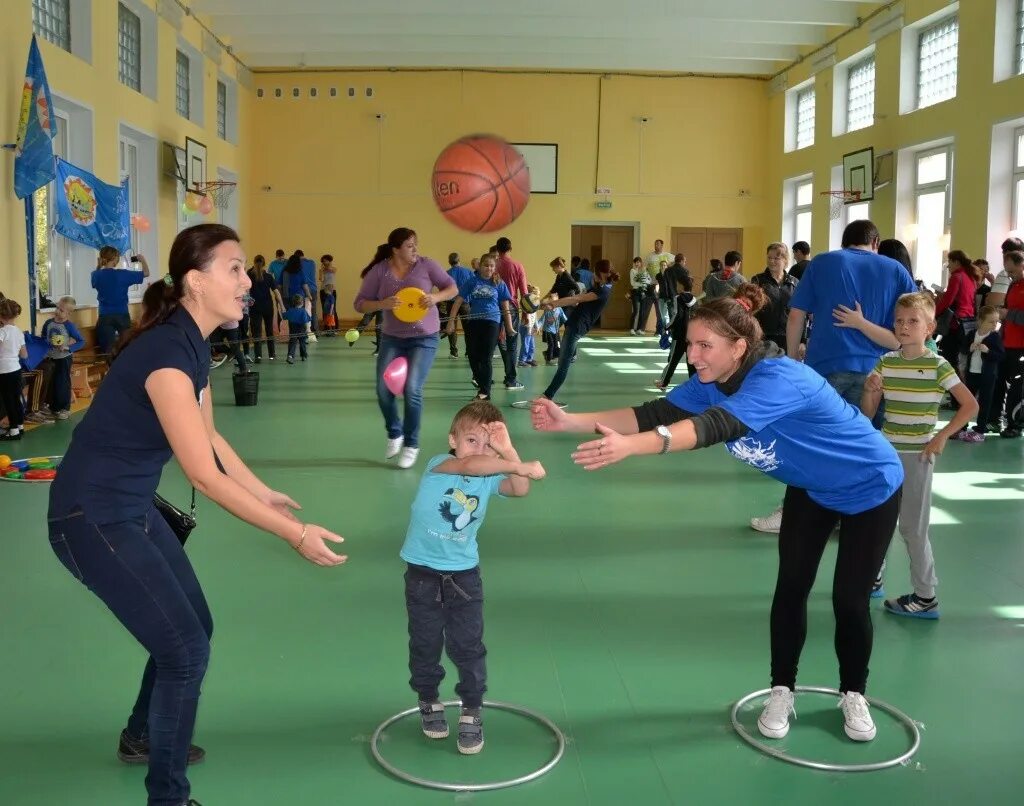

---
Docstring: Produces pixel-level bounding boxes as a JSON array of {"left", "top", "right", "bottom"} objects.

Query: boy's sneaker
[
  {"left": 0, "top": 429, "right": 23, "bottom": 441},
  {"left": 757, "top": 686, "right": 795, "bottom": 739},
  {"left": 286, "top": 357, "right": 295, "bottom": 364},
  {"left": 55, "top": 410, "right": 70, "bottom": 420},
  {"left": 837, "top": 692, "right": 876, "bottom": 741},
  {"left": 117, "top": 729, "right": 206, "bottom": 765},
  {"left": 418, "top": 701, "right": 449, "bottom": 739},
  {"left": 457, "top": 708, "right": 484, "bottom": 755},
  {"left": 750, "top": 506, "right": 783, "bottom": 534},
  {"left": 883, "top": 593, "right": 940, "bottom": 619},
  {"left": 397, "top": 447, "right": 420, "bottom": 469},
  {"left": 385, "top": 436, "right": 404, "bottom": 459},
  {"left": 960, "top": 429, "right": 984, "bottom": 443},
  {"left": 870, "top": 577, "right": 885, "bottom": 599},
  {"left": 505, "top": 381, "right": 525, "bottom": 391}
]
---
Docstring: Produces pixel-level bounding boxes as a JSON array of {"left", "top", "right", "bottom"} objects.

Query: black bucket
[{"left": 232, "top": 371, "right": 259, "bottom": 406}]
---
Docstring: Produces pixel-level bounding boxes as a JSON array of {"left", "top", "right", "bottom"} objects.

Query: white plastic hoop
[
  {"left": 823, "top": 190, "right": 861, "bottom": 221},
  {"left": 193, "top": 181, "right": 236, "bottom": 210},
  {"left": 731, "top": 686, "right": 921, "bottom": 772},
  {"left": 370, "top": 699, "right": 565, "bottom": 792},
  {"left": 510, "top": 399, "right": 567, "bottom": 410}
]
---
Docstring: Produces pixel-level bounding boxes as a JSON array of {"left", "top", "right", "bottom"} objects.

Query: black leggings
[
  {"left": 660, "top": 338, "right": 694, "bottom": 386},
  {"left": 0, "top": 369, "right": 25, "bottom": 430},
  {"left": 770, "top": 485, "right": 901, "bottom": 694},
  {"left": 465, "top": 319, "right": 500, "bottom": 396},
  {"left": 249, "top": 307, "right": 276, "bottom": 359}
]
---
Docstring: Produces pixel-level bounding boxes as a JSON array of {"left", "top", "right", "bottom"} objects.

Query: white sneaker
[
  {"left": 385, "top": 436, "right": 404, "bottom": 459},
  {"left": 838, "top": 692, "right": 876, "bottom": 741},
  {"left": 750, "top": 506, "right": 783, "bottom": 534},
  {"left": 397, "top": 447, "right": 420, "bottom": 469},
  {"left": 757, "top": 686, "right": 796, "bottom": 739}
]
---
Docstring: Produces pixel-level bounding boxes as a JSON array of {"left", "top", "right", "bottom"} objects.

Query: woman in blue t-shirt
[
  {"left": 47, "top": 225, "right": 347, "bottom": 806},
  {"left": 447, "top": 252, "right": 515, "bottom": 400},
  {"left": 91, "top": 245, "right": 150, "bottom": 358},
  {"left": 540, "top": 259, "right": 620, "bottom": 402},
  {"left": 531, "top": 284, "right": 903, "bottom": 745}
]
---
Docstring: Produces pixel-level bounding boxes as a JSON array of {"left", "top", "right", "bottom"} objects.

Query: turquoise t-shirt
[{"left": 400, "top": 454, "right": 506, "bottom": 571}]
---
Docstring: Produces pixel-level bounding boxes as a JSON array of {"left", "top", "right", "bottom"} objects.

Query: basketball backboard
[
  {"left": 185, "top": 136, "right": 207, "bottom": 192},
  {"left": 843, "top": 147, "right": 874, "bottom": 202},
  {"left": 162, "top": 142, "right": 186, "bottom": 185}
]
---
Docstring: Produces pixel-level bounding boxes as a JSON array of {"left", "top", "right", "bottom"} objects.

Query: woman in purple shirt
[{"left": 354, "top": 228, "right": 457, "bottom": 469}]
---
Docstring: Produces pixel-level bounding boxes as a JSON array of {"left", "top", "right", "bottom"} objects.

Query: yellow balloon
[{"left": 345, "top": 329, "right": 360, "bottom": 344}]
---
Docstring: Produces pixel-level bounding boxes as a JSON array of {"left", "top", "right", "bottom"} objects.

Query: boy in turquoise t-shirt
[{"left": 400, "top": 400, "right": 545, "bottom": 754}]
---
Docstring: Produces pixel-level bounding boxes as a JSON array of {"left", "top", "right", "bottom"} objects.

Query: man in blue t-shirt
[
  {"left": 443, "top": 252, "right": 474, "bottom": 358},
  {"left": 297, "top": 250, "right": 319, "bottom": 331},
  {"left": 268, "top": 249, "right": 287, "bottom": 283}
]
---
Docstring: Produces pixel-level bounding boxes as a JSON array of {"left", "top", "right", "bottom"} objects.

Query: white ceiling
[{"left": 190, "top": 0, "right": 886, "bottom": 76}]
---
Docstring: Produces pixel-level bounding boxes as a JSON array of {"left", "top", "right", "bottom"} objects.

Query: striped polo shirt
[{"left": 873, "top": 349, "right": 959, "bottom": 452}]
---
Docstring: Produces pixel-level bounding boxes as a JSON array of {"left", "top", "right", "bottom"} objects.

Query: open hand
[
  {"left": 264, "top": 490, "right": 302, "bottom": 521},
  {"left": 295, "top": 524, "right": 348, "bottom": 567},
  {"left": 531, "top": 398, "right": 569, "bottom": 432},
  {"left": 571, "top": 422, "right": 632, "bottom": 470},
  {"left": 833, "top": 301, "right": 866, "bottom": 329}
]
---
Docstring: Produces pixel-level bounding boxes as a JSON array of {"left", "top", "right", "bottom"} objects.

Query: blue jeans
[
  {"left": 47, "top": 355, "right": 73, "bottom": 412},
  {"left": 95, "top": 313, "right": 132, "bottom": 358},
  {"left": 47, "top": 507, "right": 213, "bottom": 806},
  {"left": 518, "top": 323, "right": 535, "bottom": 363},
  {"left": 376, "top": 333, "right": 439, "bottom": 448},
  {"left": 544, "top": 323, "right": 584, "bottom": 400},
  {"left": 826, "top": 370, "right": 884, "bottom": 428}
]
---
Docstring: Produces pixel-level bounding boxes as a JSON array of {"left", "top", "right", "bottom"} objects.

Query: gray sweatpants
[{"left": 892, "top": 451, "right": 938, "bottom": 599}]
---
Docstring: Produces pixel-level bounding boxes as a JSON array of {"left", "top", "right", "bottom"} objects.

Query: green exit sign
[{"left": 595, "top": 201, "right": 613, "bottom": 209}]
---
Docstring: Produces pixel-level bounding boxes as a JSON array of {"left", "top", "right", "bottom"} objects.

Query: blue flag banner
[
  {"left": 20, "top": 332, "right": 85, "bottom": 371},
  {"left": 14, "top": 36, "right": 57, "bottom": 199},
  {"left": 53, "top": 157, "right": 132, "bottom": 252}
]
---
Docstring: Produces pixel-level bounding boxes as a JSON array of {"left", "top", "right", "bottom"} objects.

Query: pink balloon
[
  {"left": 131, "top": 214, "right": 151, "bottom": 232},
  {"left": 197, "top": 195, "right": 214, "bottom": 215},
  {"left": 382, "top": 357, "right": 408, "bottom": 396}
]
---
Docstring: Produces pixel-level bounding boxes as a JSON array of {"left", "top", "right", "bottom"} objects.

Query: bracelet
[{"left": 294, "top": 524, "right": 308, "bottom": 552}]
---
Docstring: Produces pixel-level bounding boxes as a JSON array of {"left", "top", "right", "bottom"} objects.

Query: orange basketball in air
[{"left": 431, "top": 135, "right": 531, "bottom": 233}]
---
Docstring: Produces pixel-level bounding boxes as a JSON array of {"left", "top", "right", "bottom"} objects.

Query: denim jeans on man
[
  {"left": 826, "top": 370, "right": 884, "bottom": 428},
  {"left": 376, "top": 333, "right": 439, "bottom": 448},
  {"left": 405, "top": 563, "right": 487, "bottom": 708},
  {"left": 47, "top": 507, "right": 213, "bottom": 806}
]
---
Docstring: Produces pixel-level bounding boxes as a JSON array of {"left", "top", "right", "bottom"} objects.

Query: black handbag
[{"left": 153, "top": 488, "right": 196, "bottom": 545}]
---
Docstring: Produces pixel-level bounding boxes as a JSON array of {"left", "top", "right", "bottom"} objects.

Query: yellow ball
[
  {"left": 345, "top": 329, "right": 360, "bottom": 344},
  {"left": 0, "top": 454, "right": 11, "bottom": 470}
]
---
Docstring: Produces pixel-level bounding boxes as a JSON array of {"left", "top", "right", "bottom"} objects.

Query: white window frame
[
  {"left": 783, "top": 79, "right": 814, "bottom": 153},
  {"left": 119, "top": 135, "right": 141, "bottom": 259},
  {"left": 32, "top": 0, "right": 92, "bottom": 63},
  {"left": 175, "top": 50, "right": 190, "bottom": 119},
  {"left": 795, "top": 86, "right": 816, "bottom": 150},
  {"left": 782, "top": 175, "right": 814, "bottom": 245},
  {"left": 33, "top": 112, "right": 70, "bottom": 311},
  {"left": 913, "top": 145, "right": 954, "bottom": 287},
  {"left": 216, "top": 75, "right": 239, "bottom": 143},
  {"left": 117, "top": 2, "right": 142, "bottom": 92},
  {"left": 1014, "top": 126, "right": 1024, "bottom": 233},
  {"left": 176, "top": 39, "right": 205, "bottom": 125}
]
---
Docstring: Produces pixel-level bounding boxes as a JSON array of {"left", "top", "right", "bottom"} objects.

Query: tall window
[
  {"left": 917, "top": 16, "right": 959, "bottom": 109},
  {"left": 845, "top": 200, "right": 871, "bottom": 228},
  {"left": 914, "top": 146, "right": 953, "bottom": 288},
  {"left": 1014, "top": 127, "right": 1024, "bottom": 233},
  {"left": 33, "top": 114, "right": 70, "bottom": 307},
  {"left": 1017, "top": 0, "right": 1024, "bottom": 77},
  {"left": 795, "top": 87, "right": 815, "bottom": 150},
  {"left": 33, "top": 0, "right": 70, "bottom": 52},
  {"left": 846, "top": 57, "right": 876, "bottom": 133},
  {"left": 175, "top": 50, "right": 190, "bottom": 119},
  {"left": 216, "top": 81, "right": 227, "bottom": 140},
  {"left": 119, "top": 137, "right": 140, "bottom": 257},
  {"left": 118, "top": 3, "right": 141, "bottom": 92},
  {"left": 794, "top": 180, "right": 813, "bottom": 245}
]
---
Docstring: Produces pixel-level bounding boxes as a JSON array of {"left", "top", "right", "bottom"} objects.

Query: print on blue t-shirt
[
  {"left": 666, "top": 356, "right": 902, "bottom": 514},
  {"left": 400, "top": 454, "right": 506, "bottom": 571},
  {"left": 458, "top": 275, "right": 512, "bottom": 324},
  {"left": 789, "top": 248, "right": 916, "bottom": 376}
]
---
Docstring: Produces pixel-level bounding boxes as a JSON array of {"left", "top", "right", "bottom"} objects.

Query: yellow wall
[
  {"left": 0, "top": 0, "right": 252, "bottom": 328},
  {"left": 248, "top": 71, "right": 770, "bottom": 316},
  {"left": 768, "top": 0, "right": 1024, "bottom": 263}
]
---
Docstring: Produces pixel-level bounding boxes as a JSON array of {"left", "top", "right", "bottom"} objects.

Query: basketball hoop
[
  {"left": 823, "top": 190, "right": 861, "bottom": 221},
  {"left": 193, "top": 180, "right": 236, "bottom": 210}
]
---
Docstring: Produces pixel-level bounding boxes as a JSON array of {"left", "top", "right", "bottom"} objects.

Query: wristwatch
[{"left": 655, "top": 425, "right": 672, "bottom": 455}]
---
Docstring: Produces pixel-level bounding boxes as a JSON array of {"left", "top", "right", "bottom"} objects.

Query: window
[
  {"left": 1017, "top": 0, "right": 1024, "bottom": 77},
  {"left": 117, "top": 3, "right": 141, "bottom": 92},
  {"left": 119, "top": 137, "right": 140, "bottom": 258},
  {"left": 846, "top": 57, "right": 876, "bottom": 133},
  {"left": 175, "top": 50, "right": 190, "bottom": 119},
  {"left": 913, "top": 146, "right": 953, "bottom": 288},
  {"left": 33, "top": 114, "right": 69, "bottom": 308},
  {"left": 1014, "top": 128, "right": 1024, "bottom": 233},
  {"left": 33, "top": 0, "right": 70, "bottom": 52},
  {"left": 794, "top": 179, "right": 813, "bottom": 245},
  {"left": 217, "top": 81, "right": 227, "bottom": 139},
  {"left": 917, "top": 16, "right": 959, "bottom": 109},
  {"left": 795, "top": 87, "right": 815, "bottom": 150}
]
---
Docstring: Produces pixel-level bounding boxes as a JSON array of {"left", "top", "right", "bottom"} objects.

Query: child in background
[
  {"left": 537, "top": 295, "right": 567, "bottom": 365},
  {"left": 861, "top": 292, "right": 978, "bottom": 619},
  {"left": 41, "top": 296, "right": 83, "bottom": 420},
  {"left": 283, "top": 294, "right": 311, "bottom": 364},
  {"left": 954, "top": 305, "right": 1004, "bottom": 441},
  {"left": 321, "top": 284, "right": 338, "bottom": 336},
  {"left": 400, "top": 400, "right": 544, "bottom": 754},
  {"left": 0, "top": 298, "right": 29, "bottom": 441},
  {"left": 517, "top": 284, "right": 540, "bottom": 367}
]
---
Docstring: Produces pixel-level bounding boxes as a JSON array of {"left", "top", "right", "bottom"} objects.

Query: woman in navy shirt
[
  {"left": 48, "top": 225, "right": 347, "bottom": 806},
  {"left": 531, "top": 284, "right": 903, "bottom": 745},
  {"left": 540, "top": 259, "right": 620, "bottom": 403},
  {"left": 247, "top": 254, "right": 284, "bottom": 362},
  {"left": 91, "top": 246, "right": 150, "bottom": 358}
]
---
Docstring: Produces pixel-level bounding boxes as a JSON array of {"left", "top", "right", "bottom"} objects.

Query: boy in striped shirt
[{"left": 860, "top": 293, "right": 977, "bottom": 619}]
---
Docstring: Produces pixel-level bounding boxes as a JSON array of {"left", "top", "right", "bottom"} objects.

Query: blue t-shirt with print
[
  {"left": 539, "top": 308, "right": 567, "bottom": 334},
  {"left": 41, "top": 318, "right": 84, "bottom": 360},
  {"left": 92, "top": 269, "right": 146, "bottom": 316},
  {"left": 666, "top": 356, "right": 902, "bottom": 514},
  {"left": 458, "top": 275, "right": 513, "bottom": 324},
  {"left": 400, "top": 454, "right": 507, "bottom": 571},
  {"left": 790, "top": 248, "right": 916, "bottom": 377}
]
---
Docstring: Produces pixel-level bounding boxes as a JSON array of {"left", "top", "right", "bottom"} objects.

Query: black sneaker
[
  {"left": 117, "top": 730, "right": 206, "bottom": 765},
  {"left": 418, "top": 700, "right": 449, "bottom": 739},
  {"left": 457, "top": 707, "right": 484, "bottom": 754}
]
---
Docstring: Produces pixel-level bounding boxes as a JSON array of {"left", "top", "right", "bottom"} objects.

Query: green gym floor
[{"left": 2, "top": 334, "right": 1022, "bottom": 805}]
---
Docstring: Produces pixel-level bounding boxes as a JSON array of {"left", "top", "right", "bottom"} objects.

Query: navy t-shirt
[
  {"left": 92, "top": 269, "right": 146, "bottom": 316},
  {"left": 666, "top": 356, "right": 903, "bottom": 514},
  {"left": 567, "top": 283, "right": 612, "bottom": 333},
  {"left": 458, "top": 275, "right": 513, "bottom": 324},
  {"left": 248, "top": 269, "right": 279, "bottom": 310},
  {"left": 49, "top": 306, "right": 210, "bottom": 524}
]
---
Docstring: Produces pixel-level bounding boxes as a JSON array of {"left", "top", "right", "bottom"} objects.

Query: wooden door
[
  {"left": 670, "top": 227, "right": 743, "bottom": 291},
  {"left": 709, "top": 229, "right": 743, "bottom": 279},
  {"left": 600, "top": 226, "right": 634, "bottom": 329}
]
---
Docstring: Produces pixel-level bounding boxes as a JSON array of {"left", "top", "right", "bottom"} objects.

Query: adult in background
[
  {"left": 494, "top": 237, "right": 527, "bottom": 391},
  {"left": 443, "top": 252, "right": 474, "bottom": 359},
  {"left": 531, "top": 284, "right": 903, "bottom": 745},
  {"left": 268, "top": 249, "right": 287, "bottom": 283},
  {"left": 629, "top": 256, "right": 654, "bottom": 335},
  {"left": 703, "top": 251, "right": 744, "bottom": 301},
  {"left": 354, "top": 228, "right": 457, "bottom": 468},
  {"left": 789, "top": 241, "right": 811, "bottom": 280},
  {"left": 92, "top": 246, "right": 150, "bottom": 358},
  {"left": 47, "top": 224, "right": 346, "bottom": 806},
  {"left": 644, "top": 239, "right": 674, "bottom": 278},
  {"left": 985, "top": 238, "right": 1024, "bottom": 429},
  {"left": 933, "top": 249, "right": 979, "bottom": 375},
  {"left": 297, "top": 250, "right": 319, "bottom": 332},
  {"left": 994, "top": 250, "right": 1024, "bottom": 437},
  {"left": 248, "top": 254, "right": 284, "bottom": 363},
  {"left": 751, "top": 242, "right": 798, "bottom": 351}
]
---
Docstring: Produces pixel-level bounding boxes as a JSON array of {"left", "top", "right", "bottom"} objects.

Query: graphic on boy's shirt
[
  {"left": 438, "top": 487, "right": 480, "bottom": 531},
  {"left": 726, "top": 437, "right": 781, "bottom": 472}
]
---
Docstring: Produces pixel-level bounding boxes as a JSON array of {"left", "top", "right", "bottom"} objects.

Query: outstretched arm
[
  {"left": 833, "top": 302, "right": 900, "bottom": 350},
  {"left": 531, "top": 397, "right": 642, "bottom": 435}
]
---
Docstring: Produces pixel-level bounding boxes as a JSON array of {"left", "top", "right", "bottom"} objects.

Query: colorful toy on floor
[{"left": 0, "top": 455, "right": 61, "bottom": 483}]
